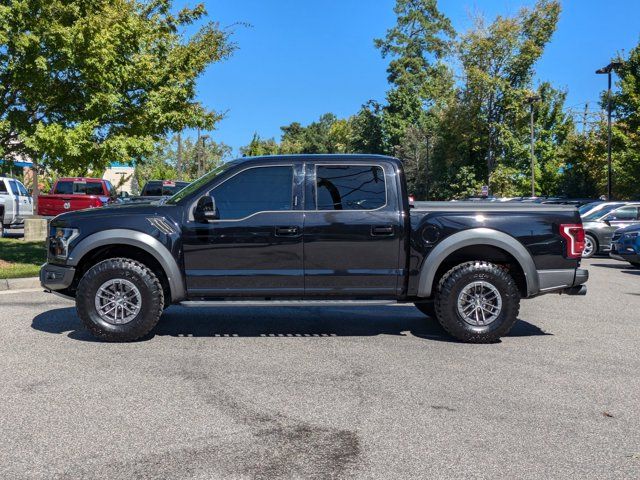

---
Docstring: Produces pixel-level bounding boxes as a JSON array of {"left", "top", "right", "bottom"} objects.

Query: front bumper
[
  {"left": 609, "top": 241, "right": 640, "bottom": 264},
  {"left": 610, "top": 252, "right": 640, "bottom": 263},
  {"left": 40, "top": 263, "right": 75, "bottom": 291}
]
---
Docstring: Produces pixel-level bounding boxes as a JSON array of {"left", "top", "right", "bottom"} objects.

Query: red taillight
[{"left": 559, "top": 224, "right": 585, "bottom": 259}]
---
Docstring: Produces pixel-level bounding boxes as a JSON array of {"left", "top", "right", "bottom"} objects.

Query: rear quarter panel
[{"left": 406, "top": 203, "right": 582, "bottom": 296}]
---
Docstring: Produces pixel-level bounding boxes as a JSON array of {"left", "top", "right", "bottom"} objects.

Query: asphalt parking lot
[{"left": 0, "top": 257, "right": 639, "bottom": 479}]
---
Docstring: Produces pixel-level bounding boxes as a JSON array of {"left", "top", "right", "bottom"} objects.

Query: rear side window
[
  {"left": 211, "top": 166, "right": 293, "bottom": 220},
  {"left": 0, "top": 180, "right": 7, "bottom": 193},
  {"left": 316, "top": 165, "right": 386, "bottom": 211}
]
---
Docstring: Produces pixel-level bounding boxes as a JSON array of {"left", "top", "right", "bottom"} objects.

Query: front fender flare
[
  {"left": 417, "top": 228, "right": 539, "bottom": 298},
  {"left": 67, "top": 229, "right": 186, "bottom": 302}
]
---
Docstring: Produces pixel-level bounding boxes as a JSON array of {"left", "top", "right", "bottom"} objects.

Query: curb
[{"left": 0, "top": 277, "right": 41, "bottom": 292}]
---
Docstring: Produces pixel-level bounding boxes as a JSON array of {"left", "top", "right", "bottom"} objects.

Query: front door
[
  {"left": 15, "top": 181, "right": 33, "bottom": 219},
  {"left": 182, "top": 163, "right": 304, "bottom": 298},
  {"left": 302, "top": 162, "right": 403, "bottom": 298}
]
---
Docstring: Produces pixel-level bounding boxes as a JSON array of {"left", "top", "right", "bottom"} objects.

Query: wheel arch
[
  {"left": 68, "top": 229, "right": 186, "bottom": 302},
  {"left": 417, "top": 228, "right": 538, "bottom": 298}
]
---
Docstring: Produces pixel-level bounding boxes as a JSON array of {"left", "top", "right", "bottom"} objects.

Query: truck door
[
  {"left": 15, "top": 181, "right": 33, "bottom": 219},
  {"left": 302, "top": 162, "right": 403, "bottom": 298},
  {"left": 182, "top": 163, "right": 304, "bottom": 298}
]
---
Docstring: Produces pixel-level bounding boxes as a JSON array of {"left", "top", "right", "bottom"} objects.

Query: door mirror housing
[{"left": 194, "top": 195, "right": 218, "bottom": 222}]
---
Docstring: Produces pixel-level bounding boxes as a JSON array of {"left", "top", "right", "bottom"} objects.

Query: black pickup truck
[{"left": 40, "top": 154, "right": 588, "bottom": 343}]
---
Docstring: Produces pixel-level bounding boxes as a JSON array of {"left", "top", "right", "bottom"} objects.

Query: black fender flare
[
  {"left": 67, "top": 229, "right": 186, "bottom": 302},
  {"left": 417, "top": 228, "right": 539, "bottom": 298}
]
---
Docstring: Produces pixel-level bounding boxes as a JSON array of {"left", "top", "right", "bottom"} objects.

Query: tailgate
[{"left": 37, "top": 195, "right": 101, "bottom": 216}]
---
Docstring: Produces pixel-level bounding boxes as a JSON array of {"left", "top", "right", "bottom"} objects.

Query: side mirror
[
  {"left": 603, "top": 218, "right": 612, "bottom": 226},
  {"left": 194, "top": 195, "right": 218, "bottom": 222}
]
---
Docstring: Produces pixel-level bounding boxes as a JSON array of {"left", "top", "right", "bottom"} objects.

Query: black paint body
[{"left": 49, "top": 155, "right": 581, "bottom": 302}]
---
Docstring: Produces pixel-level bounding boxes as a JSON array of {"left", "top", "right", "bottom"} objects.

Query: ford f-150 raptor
[{"left": 40, "top": 155, "right": 588, "bottom": 343}]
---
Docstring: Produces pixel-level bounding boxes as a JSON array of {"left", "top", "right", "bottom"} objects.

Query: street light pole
[
  {"left": 596, "top": 61, "right": 623, "bottom": 200},
  {"left": 525, "top": 94, "right": 540, "bottom": 197}
]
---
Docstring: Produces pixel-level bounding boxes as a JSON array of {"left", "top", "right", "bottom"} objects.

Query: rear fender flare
[{"left": 417, "top": 228, "right": 539, "bottom": 298}]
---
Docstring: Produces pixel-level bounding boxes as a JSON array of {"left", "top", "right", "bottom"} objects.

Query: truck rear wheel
[
  {"left": 434, "top": 261, "right": 520, "bottom": 343},
  {"left": 76, "top": 258, "right": 164, "bottom": 342}
]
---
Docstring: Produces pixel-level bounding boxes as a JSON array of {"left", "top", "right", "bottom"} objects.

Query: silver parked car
[
  {"left": 0, "top": 177, "right": 34, "bottom": 237},
  {"left": 582, "top": 203, "right": 640, "bottom": 258},
  {"left": 579, "top": 201, "right": 625, "bottom": 219}
]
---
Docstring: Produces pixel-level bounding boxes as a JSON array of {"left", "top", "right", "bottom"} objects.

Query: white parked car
[{"left": 0, "top": 177, "right": 34, "bottom": 236}]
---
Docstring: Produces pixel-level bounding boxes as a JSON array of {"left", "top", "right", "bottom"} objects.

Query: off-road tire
[
  {"left": 434, "top": 261, "right": 520, "bottom": 343},
  {"left": 0, "top": 222, "right": 4, "bottom": 238},
  {"left": 76, "top": 258, "right": 164, "bottom": 342},
  {"left": 414, "top": 301, "right": 436, "bottom": 319},
  {"left": 582, "top": 234, "right": 597, "bottom": 258}
]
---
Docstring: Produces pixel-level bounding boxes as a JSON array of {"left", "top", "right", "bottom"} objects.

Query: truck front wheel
[
  {"left": 76, "top": 258, "right": 164, "bottom": 342},
  {"left": 434, "top": 261, "right": 520, "bottom": 343}
]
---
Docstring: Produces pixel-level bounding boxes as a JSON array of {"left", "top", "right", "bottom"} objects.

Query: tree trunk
[
  {"left": 32, "top": 157, "right": 40, "bottom": 215},
  {"left": 176, "top": 132, "right": 183, "bottom": 180}
]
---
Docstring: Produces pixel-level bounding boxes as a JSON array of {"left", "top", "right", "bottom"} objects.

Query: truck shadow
[
  {"left": 590, "top": 262, "right": 640, "bottom": 276},
  {"left": 31, "top": 306, "right": 551, "bottom": 343}
]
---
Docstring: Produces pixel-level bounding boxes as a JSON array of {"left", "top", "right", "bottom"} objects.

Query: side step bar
[{"left": 179, "top": 300, "right": 398, "bottom": 308}]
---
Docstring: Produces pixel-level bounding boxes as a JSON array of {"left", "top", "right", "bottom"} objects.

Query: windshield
[
  {"left": 165, "top": 163, "right": 232, "bottom": 204},
  {"left": 578, "top": 202, "right": 600, "bottom": 215},
  {"left": 583, "top": 203, "right": 625, "bottom": 221}
]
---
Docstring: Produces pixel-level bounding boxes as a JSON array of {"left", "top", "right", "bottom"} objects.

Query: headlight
[
  {"left": 49, "top": 227, "right": 79, "bottom": 261},
  {"left": 624, "top": 232, "right": 639, "bottom": 240}
]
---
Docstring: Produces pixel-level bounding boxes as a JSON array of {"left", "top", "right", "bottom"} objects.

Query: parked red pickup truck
[{"left": 37, "top": 178, "right": 116, "bottom": 217}]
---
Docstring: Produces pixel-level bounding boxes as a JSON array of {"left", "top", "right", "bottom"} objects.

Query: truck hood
[
  {"left": 50, "top": 202, "right": 178, "bottom": 226},
  {"left": 615, "top": 223, "right": 640, "bottom": 234}
]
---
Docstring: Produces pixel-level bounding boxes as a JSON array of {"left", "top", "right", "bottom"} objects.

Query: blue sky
[{"left": 196, "top": 0, "right": 640, "bottom": 154}]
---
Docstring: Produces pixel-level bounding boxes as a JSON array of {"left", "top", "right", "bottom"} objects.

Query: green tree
[
  {"left": 240, "top": 133, "right": 279, "bottom": 157},
  {"left": 134, "top": 134, "right": 230, "bottom": 188},
  {"left": 455, "top": 0, "right": 561, "bottom": 187},
  {"left": 609, "top": 46, "right": 640, "bottom": 199},
  {"left": 0, "top": 0, "right": 234, "bottom": 195}
]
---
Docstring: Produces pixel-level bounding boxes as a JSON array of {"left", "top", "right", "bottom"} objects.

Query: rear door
[{"left": 302, "top": 161, "right": 403, "bottom": 298}]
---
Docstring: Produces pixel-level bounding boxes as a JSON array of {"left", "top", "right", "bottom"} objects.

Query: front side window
[
  {"left": 0, "top": 180, "right": 7, "bottom": 193},
  {"left": 9, "top": 180, "right": 19, "bottom": 196},
  {"left": 607, "top": 206, "right": 639, "bottom": 221},
  {"left": 211, "top": 166, "right": 293, "bottom": 220},
  {"left": 17, "top": 182, "right": 29, "bottom": 196},
  {"left": 316, "top": 165, "right": 386, "bottom": 211}
]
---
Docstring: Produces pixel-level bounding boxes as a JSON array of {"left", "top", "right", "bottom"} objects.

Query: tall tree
[
  {"left": 609, "top": 45, "right": 640, "bottom": 199},
  {"left": 455, "top": 0, "right": 561, "bottom": 188},
  {"left": 0, "top": 0, "right": 234, "bottom": 176},
  {"left": 375, "top": 0, "right": 455, "bottom": 195}
]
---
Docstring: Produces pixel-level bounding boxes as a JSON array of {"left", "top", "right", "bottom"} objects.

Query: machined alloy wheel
[
  {"left": 434, "top": 261, "right": 520, "bottom": 343},
  {"left": 94, "top": 279, "right": 142, "bottom": 325},
  {"left": 582, "top": 234, "right": 596, "bottom": 258},
  {"left": 456, "top": 281, "right": 503, "bottom": 326},
  {"left": 76, "top": 258, "right": 164, "bottom": 342}
]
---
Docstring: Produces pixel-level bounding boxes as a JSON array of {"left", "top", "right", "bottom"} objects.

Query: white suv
[{"left": 0, "top": 177, "right": 34, "bottom": 236}]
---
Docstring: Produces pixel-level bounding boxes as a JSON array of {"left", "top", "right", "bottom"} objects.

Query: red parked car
[{"left": 37, "top": 178, "right": 117, "bottom": 217}]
